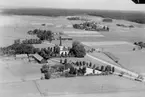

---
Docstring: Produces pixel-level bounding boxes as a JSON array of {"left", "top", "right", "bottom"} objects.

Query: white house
[
  {"left": 84, "top": 68, "right": 102, "bottom": 75},
  {"left": 59, "top": 46, "right": 69, "bottom": 55}
]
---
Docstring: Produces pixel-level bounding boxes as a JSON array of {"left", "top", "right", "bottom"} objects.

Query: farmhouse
[
  {"left": 33, "top": 53, "right": 47, "bottom": 64},
  {"left": 59, "top": 46, "right": 69, "bottom": 55}
]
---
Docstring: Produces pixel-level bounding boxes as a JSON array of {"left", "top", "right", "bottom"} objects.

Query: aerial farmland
[{"left": 0, "top": 7, "right": 145, "bottom": 97}]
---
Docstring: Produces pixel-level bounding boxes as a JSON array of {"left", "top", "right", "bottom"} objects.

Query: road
[{"left": 86, "top": 54, "right": 139, "bottom": 78}]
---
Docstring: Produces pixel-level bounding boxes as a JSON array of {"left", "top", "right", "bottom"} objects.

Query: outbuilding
[
  {"left": 15, "top": 54, "right": 28, "bottom": 59},
  {"left": 33, "top": 53, "right": 47, "bottom": 64},
  {"left": 84, "top": 68, "right": 102, "bottom": 75}
]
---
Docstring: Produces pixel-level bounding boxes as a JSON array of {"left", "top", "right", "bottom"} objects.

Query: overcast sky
[{"left": 1, "top": 0, "right": 145, "bottom": 11}]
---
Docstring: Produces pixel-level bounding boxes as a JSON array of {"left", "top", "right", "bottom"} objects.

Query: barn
[{"left": 33, "top": 53, "right": 47, "bottom": 64}]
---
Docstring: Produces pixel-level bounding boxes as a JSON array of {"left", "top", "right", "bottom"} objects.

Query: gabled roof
[
  {"left": 16, "top": 54, "right": 28, "bottom": 58},
  {"left": 33, "top": 53, "right": 43, "bottom": 61}
]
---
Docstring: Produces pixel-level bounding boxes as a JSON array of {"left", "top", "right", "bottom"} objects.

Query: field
[
  {"left": 2, "top": 8, "right": 145, "bottom": 24},
  {"left": 1, "top": 75, "right": 145, "bottom": 97},
  {"left": 1, "top": 11, "right": 145, "bottom": 97},
  {"left": 0, "top": 57, "right": 42, "bottom": 83},
  {"left": 111, "top": 50, "right": 145, "bottom": 73}
]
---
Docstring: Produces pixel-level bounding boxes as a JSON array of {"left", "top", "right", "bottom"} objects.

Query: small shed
[{"left": 33, "top": 53, "right": 47, "bottom": 64}]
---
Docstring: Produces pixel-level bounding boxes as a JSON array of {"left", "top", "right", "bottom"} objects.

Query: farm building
[
  {"left": 57, "top": 36, "right": 73, "bottom": 40},
  {"left": 33, "top": 53, "right": 47, "bottom": 64},
  {"left": 15, "top": 54, "right": 28, "bottom": 59}
]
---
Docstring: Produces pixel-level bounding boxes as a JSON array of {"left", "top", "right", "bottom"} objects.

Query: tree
[
  {"left": 82, "top": 67, "right": 86, "bottom": 75},
  {"left": 89, "top": 62, "right": 92, "bottom": 68},
  {"left": 70, "top": 41, "right": 86, "bottom": 57},
  {"left": 65, "top": 52, "right": 67, "bottom": 57},
  {"left": 80, "top": 61, "right": 82, "bottom": 66},
  {"left": 14, "top": 39, "right": 20, "bottom": 44},
  {"left": 86, "top": 62, "right": 89, "bottom": 67},
  {"left": 69, "top": 67, "right": 76, "bottom": 75},
  {"left": 92, "top": 64, "right": 96, "bottom": 69},
  {"left": 112, "top": 67, "right": 115, "bottom": 73},
  {"left": 101, "top": 66, "right": 104, "bottom": 71},
  {"left": 41, "top": 64, "right": 49, "bottom": 73},
  {"left": 44, "top": 72, "right": 51, "bottom": 79},
  {"left": 83, "top": 61, "right": 86, "bottom": 66},
  {"left": 64, "top": 59, "right": 67, "bottom": 64},
  {"left": 54, "top": 45, "right": 60, "bottom": 54},
  {"left": 95, "top": 66, "right": 99, "bottom": 70},
  {"left": 76, "top": 61, "right": 79, "bottom": 66},
  {"left": 60, "top": 59, "right": 63, "bottom": 63},
  {"left": 61, "top": 53, "right": 64, "bottom": 57}
]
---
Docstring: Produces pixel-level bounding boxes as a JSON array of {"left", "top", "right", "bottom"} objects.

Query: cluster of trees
[
  {"left": 22, "top": 39, "right": 42, "bottom": 44},
  {"left": 38, "top": 45, "right": 60, "bottom": 59},
  {"left": 27, "top": 29, "right": 54, "bottom": 42},
  {"left": 40, "top": 64, "right": 51, "bottom": 79},
  {"left": 134, "top": 41, "right": 145, "bottom": 49},
  {"left": 0, "top": 42, "right": 38, "bottom": 55},
  {"left": 70, "top": 41, "right": 86, "bottom": 58},
  {"left": 39, "top": 58, "right": 115, "bottom": 80},
  {"left": 116, "top": 24, "right": 134, "bottom": 28},
  {"left": 67, "top": 16, "right": 80, "bottom": 20},
  {"left": 60, "top": 59, "right": 115, "bottom": 77},
  {"left": 73, "top": 22, "right": 109, "bottom": 31}
]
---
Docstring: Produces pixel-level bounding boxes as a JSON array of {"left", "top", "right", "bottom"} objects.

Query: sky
[{"left": 0, "top": 0, "right": 145, "bottom": 11}]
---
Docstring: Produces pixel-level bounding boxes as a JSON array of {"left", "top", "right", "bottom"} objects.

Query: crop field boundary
[{"left": 82, "top": 41, "right": 134, "bottom": 47}]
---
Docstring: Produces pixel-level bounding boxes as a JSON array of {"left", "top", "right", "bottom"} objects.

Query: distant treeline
[{"left": 2, "top": 8, "right": 145, "bottom": 24}]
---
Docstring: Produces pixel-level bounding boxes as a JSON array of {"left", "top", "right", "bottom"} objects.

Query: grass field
[
  {"left": 1, "top": 75, "right": 145, "bottom": 97},
  {"left": 0, "top": 57, "right": 42, "bottom": 83},
  {"left": 111, "top": 50, "right": 145, "bottom": 73}
]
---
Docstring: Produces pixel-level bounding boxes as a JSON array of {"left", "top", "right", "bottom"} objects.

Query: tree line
[
  {"left": 0, "top": 40, "right": 86, "bottom": 60},
  {"left": 73, "top": 22, "right": 109, "bottom": 31},
  {"left": 21, "top": 39, "right": 42, "bottom": 44},
  {"left": 27, "top": 29, "right": 54, "bottom": 42},
  {"left": 40, "top": 58, "right": 115, "bottom": 79},
  {"left": 134, "top": 41, "right": 145, "bottom": 49},
  {"left": 60, "top": 59, "right": 115, "bottom": 76}
]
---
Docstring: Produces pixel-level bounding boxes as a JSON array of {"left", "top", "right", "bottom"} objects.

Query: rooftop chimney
[{"left": 59, "top": 36, "right": 62, "bottom": 46}]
